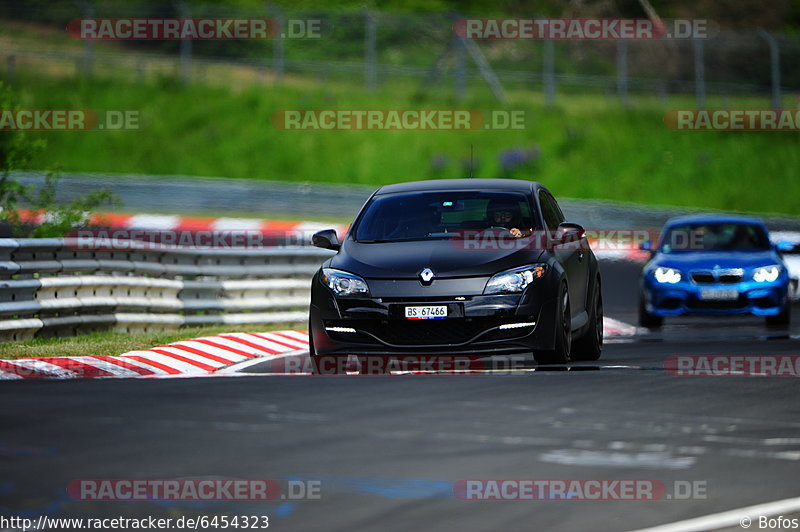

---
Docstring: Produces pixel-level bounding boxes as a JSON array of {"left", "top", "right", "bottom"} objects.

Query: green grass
[
  {"left": 10, "top": 70, "right": 800, "bottom": 216},
  {"left": 0, "top": 324, "right": 301, "bottom": 360}
]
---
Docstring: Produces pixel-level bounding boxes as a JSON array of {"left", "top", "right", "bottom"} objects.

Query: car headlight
[
  {"left": 484, "top": 264, "right": 547, "bottom": 294},
  {"left": 653, "top": 267, "right": 682, "bottom": 284},
  {"left": 753, "top": 265, "right": 781, "bottom": 283},
  {"left": 321, "top": 268, "right": 370, "bottom": 297}
]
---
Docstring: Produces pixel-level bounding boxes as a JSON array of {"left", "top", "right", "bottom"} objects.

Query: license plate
[
  {"left": 699, "top": 289, "right": 739, "bottom": 301},
  {"left": 405, "top": 305, "right": 448, "bottom": 319}
]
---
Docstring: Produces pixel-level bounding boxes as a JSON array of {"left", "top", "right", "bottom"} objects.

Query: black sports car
[{"left": 308, "top": 178, "right": 602, "bottom": 372}]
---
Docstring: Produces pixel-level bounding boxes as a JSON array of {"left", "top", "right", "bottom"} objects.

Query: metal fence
[
  {"left": 0, "top": 237, "right": 335, "bottom": 341},
  {"left": 1, "top": 3, "right": 797, "bottom": 106}
]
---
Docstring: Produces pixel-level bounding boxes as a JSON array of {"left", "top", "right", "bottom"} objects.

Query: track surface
[{"left": 2, "top": 261, "right": 800, "bottom": 531}]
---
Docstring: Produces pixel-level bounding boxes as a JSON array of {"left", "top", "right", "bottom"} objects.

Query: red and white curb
[
  {"left": 603, "top": 317, "right": 641, "bottom": 338},
  {"left": 0, "top": 319, "right": 640, "bottom": 380},
  {"left": 0, "top": 331, "right": 309, "bottom": 380},
  {"left": 21, "top": 209, "right": 652, "bottom": 262},
  {"left": 20, "top": 209, "right": 349, "bottom": 242}
]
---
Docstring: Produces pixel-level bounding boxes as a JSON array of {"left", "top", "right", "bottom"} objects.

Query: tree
[{"left": 0, "top": 82, "right": 118, "bottom": 238}]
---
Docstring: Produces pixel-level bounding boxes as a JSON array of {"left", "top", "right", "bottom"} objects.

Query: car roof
[
  {"left": 664, "top": 213, "right": 767, "bottom": 228},
  {"left": 374, "top": 178, "right": 540, "bottom": 195}
]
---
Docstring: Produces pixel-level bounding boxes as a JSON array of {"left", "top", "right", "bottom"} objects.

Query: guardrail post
[
  {"left": 6, "top": 54, "right": 15, "bottom": 82},
  {"left": 76, "top": 0, "right": 94, "bottom": 78},
  {"left": 364, "top": 8, "right": 377, "bottom": 90},
  {"left": 269, "top": 3, "right": 284, "bottom": 82},
  {"left": 177, "top": 1, "right": 192, "bottom": 84},
  {"left": 616, "top": 40, "right": 629, "bottom": 107},
  {"left": 757, "top": 29, "right": 782, "bottom": 109},
  {"left": 693, "top": 37, "right": 705, "bottom": 109},
  {"left": 453, "top": 36, "right": 466, "bottom": 101},
  {"left": 543, "top": 39, "right": 555, "bottom": 106}
]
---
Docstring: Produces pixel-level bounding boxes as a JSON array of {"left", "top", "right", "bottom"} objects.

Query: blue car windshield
[
  {"left": 659, "top": 223, "right": 771, "bottom": 253},
  {"left": 354, "top": 190, "right": 537, "bottom": 242}
]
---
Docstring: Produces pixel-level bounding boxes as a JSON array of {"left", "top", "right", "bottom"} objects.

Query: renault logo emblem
[{"left": 419, "top": 268, "right": 435, "bottom": 284}]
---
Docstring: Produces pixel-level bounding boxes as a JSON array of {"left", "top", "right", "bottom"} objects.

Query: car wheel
[
  {"left": 572, "top": 279, "right": 603, "bottom": 361},
  {"left": 535, "top": 283, "right": 571, "bottom": 365},
  {"left": 766, "top": 300, "right": 791, "bottom": 328},
  {"left": 638, "top": 292, "right": 663, "bottom": 329}
]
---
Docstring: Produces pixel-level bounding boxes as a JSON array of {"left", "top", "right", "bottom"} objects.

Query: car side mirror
[
  {"left": 776, "top": 240, "right": 794, "bottom": 253},
  {"left": 555, "top": 222, "right": 585, "bottom": 245},
  {"left": 311, "top": 229, "right": 341, "bottom": 251},
  {"left": 639, "top": 240, "right": 653, "bottom": 252}
]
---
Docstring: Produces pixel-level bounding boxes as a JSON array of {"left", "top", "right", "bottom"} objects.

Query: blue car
[{"left": 639, "top": 214, "right": 791, "bottom": 328}]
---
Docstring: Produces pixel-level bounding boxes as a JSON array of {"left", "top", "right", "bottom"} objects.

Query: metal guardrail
[{"left": 0, "top": 238, "right": 335, "bottom": 341}]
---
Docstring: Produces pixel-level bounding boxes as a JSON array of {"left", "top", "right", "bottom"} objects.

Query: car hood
[
  {"left": 330, "top": 239, "right": 544, "bottom": 279},
  {"left": 651, "top": 250, "right": 783, "bottom": 271}
]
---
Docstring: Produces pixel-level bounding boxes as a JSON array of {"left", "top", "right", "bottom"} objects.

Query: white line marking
[
  {"left": 539, "top": 449, "right": 696, "bottom": 470},
  {"left": 631, "top": 495, "right": 800, "bottom": 532}
]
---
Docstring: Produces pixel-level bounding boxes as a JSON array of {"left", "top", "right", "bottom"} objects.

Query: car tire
[
  {"left": 638, "top": 292, "right": 663, "bottom": 329},
  {"left": 572, "top": 279, "right": 603, "bottom": 361},
  {"left": 535, "top": 282, "right": 571, "bottom": 365},
  {"left": 308, "top": 322, "right": 348, "bottom": 374},
  {"left": 766, "top": 300, "right": 791, "bottom": 328}
]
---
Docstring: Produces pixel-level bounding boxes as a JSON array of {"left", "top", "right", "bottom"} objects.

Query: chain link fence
[{"left": 0, "top": 3, "right": 797, "bottom": 106}]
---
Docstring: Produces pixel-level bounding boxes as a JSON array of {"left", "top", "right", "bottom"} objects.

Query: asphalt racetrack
[{"left": 2, "top": 260, "right": 800, "bottom": 531}]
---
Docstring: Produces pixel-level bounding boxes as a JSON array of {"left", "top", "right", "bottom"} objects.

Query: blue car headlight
[
  {"left": 753, "top": 265, "right": 782, "bottom": 283},
  {"left": 653, "top": 267, "right": 682, "bottom": 284},
  {"left": 484, "top": 264, "right": 547, "bottom": 295},
  {"left": 322, "top": 268, "right": 370, "bottom": 297}
]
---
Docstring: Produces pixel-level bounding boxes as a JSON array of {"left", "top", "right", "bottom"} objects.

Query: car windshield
[
  {"left": 353, "top": 190, "right": 536, "bottom": 242},
  {"left": 659, "top": 222, "right": 771, "bottom": 253}
]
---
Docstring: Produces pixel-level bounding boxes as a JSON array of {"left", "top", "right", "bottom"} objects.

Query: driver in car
[{"left": 486, "top": 199, "right": 528, "bottom": 238}]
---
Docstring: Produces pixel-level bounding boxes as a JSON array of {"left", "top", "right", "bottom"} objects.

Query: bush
[{"left": 0, "top": 82, "right": 117, "bottom": 237}]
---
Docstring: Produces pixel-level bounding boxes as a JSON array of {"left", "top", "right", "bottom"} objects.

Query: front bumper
[
  {"left": 310, "top": 275, "right": 559, "bottom": 356},
  {"left": 642, "top": 277, "right": 789, "bottom": 317}
]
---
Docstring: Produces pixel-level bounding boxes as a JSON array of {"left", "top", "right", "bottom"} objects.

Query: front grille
[
  {"left": 691, "top": 272, "right": 715, "bottom": 284},
  {"left": 686, "top": 296, "right": 747, "bottom": 310},
  {"left": 327, "top": 318, "right": 529, "bottom": 346},
  {"left": 380, "top": 296, "right": 473, "bottom": 303},
  {"left": 691, "top": 269, "right": 744, "bottom": 285}
]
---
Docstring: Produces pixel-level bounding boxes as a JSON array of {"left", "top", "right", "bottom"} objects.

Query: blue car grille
[
  {"left": 686, "top": 295, "right": 748, "bottom": 310},
  {"left": 690, "top": 269, "right": 744, "bottom": 284}
]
